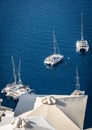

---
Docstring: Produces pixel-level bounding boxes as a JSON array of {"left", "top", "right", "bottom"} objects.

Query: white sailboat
[
  {"left": 76, "top": 13, "right": 89, "bottom": 52},
  {"left": 1, "top": 57, "right": 32, "bottom": 100},
  {"left": 11, "top": 58, "right": 32, "bottom": 100},
  {"left": 44, "top": 30, "right": 64, "bottom": 66},
  {"left": 71, "top": 66, "right": 85, "bottom": 95},
  {"left": 1, "top": 56, "right": 17, "bottom": 94}
]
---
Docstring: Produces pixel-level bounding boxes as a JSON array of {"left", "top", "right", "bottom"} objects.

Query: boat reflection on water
[{"left": 45, "top": 64, "right": 55, "bottom": 69}]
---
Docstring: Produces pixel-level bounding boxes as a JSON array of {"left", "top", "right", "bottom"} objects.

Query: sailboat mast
[
  {"left": 75, "top": 66, "right": 80, "bottom": 90},
  {"left": 53, "top": 30, "right": 57, "bottom": 54},
  {"left": 11, "top": 56, "right": 17, "bottom": 84},
  {"left": 53, "top": 30, "right": 60, "bottom": 54},
  {"left": 18, "top": 58, "right": 22, "bottom": 84},
  {"left": 81, "top": 13, "right": 84, "bottom": 41}
]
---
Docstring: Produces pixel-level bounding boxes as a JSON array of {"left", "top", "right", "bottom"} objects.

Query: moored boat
[
  {"left": 1, "top": 56, "right": 17, "bottom": 94},
  {"left": 71, "top": 66, "right": 85, "bottom": 95},
  {"left": 44, "top": 30, "right": 64, "bottom": 66},
  {"left": 76, "top": 13, "right": 89, "bottom": 53},
  {"left": 1, "top": 57, "right": 33, "bottom": 100}
]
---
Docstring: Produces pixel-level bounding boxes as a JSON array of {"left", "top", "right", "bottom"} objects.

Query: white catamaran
[
  {"left": 71, "top": 66, "right": 85, "bottom": 95},
  {"left": 44, "top": 30, "right": 64, "bottom": 66},
  {"left": 10, "top": 58, "right": 32, "bottom": 100},
  {"left": 1, "top": 56, "right": 32, "bottom": 100},
  {"left": 1, "top": 56, "right": 17, "bottom": 94},
  {"left": 76, "top": 13, "right": 89, "bottom": 52}
]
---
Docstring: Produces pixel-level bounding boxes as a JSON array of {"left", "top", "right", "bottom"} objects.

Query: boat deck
[{"left": 44, "top": 54, "right": 64, "bottom": 65}]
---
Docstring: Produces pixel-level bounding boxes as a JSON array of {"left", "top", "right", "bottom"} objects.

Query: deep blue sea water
[{"left": 0, "top": 0, "right": 92, "bottom": 128}]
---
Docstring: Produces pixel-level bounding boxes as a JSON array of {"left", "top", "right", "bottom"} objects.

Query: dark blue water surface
[{"left": 0, "top": 0, "right": 92, "bottom": 128}]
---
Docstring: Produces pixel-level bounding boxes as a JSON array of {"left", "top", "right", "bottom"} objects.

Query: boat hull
[
  {"left": 80, "top": 48, "right": 86, "bottom": 53},
  {"left": 44, "top": 54, "right": 64, "bottom": 66},
  {"left": 76, "top": 40, "right": 89, "bottom": 53}
]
